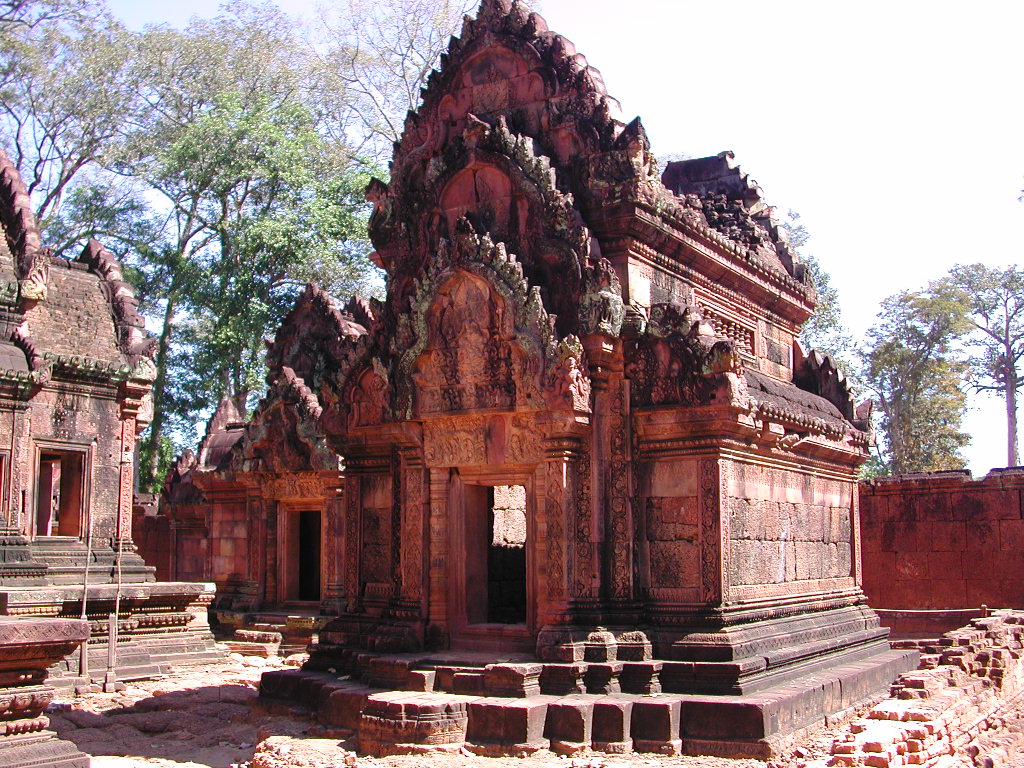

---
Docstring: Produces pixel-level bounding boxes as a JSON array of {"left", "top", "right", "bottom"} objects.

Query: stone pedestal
[
  {"left": 0, "top": 617, "right": 90, "bottom": 768},
  {"left": 0, "top": 528, "right": 46, "bottom": 586}
]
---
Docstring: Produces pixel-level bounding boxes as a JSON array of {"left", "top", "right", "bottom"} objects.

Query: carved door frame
[
  {"left": 275, "top": 498, "right": 326, "bottom": 607},
  {"left": 443, "top": 465, "right": 538, "bottom": 652}
]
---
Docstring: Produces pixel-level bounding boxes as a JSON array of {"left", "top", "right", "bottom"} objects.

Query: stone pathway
[{"left": 46, "top": 652, "right": 1020, "bottom": 768}]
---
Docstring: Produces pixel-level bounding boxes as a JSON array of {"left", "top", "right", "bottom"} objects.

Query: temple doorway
[
  {"left": 282, "top": 508, "right": 321, "bottom": 604},
  {"left": 35, "top": 449, "right": 85, "bottom": 537},
  {"left": 451, "top": 475, "right": 532, "bottom": 651}
]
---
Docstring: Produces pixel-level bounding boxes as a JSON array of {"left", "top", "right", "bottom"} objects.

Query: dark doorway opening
[
  {"left": 297, "top": 509, "right": 321, "bottom": 602},
  {"left": 35, "top": 450, "right": 85, "bottom": 537},
  {"left": 465, "top": 484, "right": 527, "bottom": 625}
]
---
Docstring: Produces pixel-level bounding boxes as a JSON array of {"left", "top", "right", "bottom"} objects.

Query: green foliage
[
  {"left": 0, "top": 0, "right": 472, "bottom": 488},
  {"left": 860, "top": 286, "right": 972, "bottom": 475},
  {"left": 135, "top": 431, "right": 176, "bottom": 494}
]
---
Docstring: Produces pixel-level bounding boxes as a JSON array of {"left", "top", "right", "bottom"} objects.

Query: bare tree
[
  {"left": 944, "top": 264, "right": 1024, "bottom": 467},
  {"left": 309, "top": 0, "right": 475, "bottom": 163}
]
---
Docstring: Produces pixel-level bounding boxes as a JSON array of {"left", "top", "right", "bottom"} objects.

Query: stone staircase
[
  {"left": 29, "top": 536, "right": 155, "bottom": 584},
  {"left": 258, "top": 646, "right": 916, "bottom": 758},
  {"left": 216, "top": 608, "right": 331, "bottom": 657}
]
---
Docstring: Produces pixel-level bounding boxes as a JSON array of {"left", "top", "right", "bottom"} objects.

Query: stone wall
[
  {"left": 208, "top": 500, "right": 247, "bottom": 586},
  {"left": 727, "top": 462, "right": 854, "bottom": 588},
  {"left": 807, "top": 611, "right": 1024, "bottom": 768},
  {"left": 860, "top": 469, "right": 1024, "bottom": 628},
  {"left": 132, "top": 494, "right": 170, "bottom": 581}
]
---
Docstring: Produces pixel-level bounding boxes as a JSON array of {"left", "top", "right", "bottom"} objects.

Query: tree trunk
[
  {"left": 141, "top": 295, "right": 177, "bottom": 490},
  {"left": 1007, "top": 369, "right": 1019, "bottom": 467}
]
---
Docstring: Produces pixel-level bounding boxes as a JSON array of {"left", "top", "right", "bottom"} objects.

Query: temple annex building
[{"left": 152, "top": 0, "right": 921, "bottom": 757}]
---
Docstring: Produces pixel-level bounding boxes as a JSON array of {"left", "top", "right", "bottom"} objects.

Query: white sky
[{"left": 108, "top": 0, "right": 1024, "bottom": 475}]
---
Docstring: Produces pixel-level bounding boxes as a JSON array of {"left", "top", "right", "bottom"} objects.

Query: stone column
[
  {"left": 399, "top": 450, "right": 426, "bottom": 608},
  {"left": 538, "top": 439, "right": 577, "bottom": 627},
  {"left": 425, "top": 466, "right": 449, "bottom": 646},
  {"left": 698, "top": 457, "right": 726, "bottom": 605},
  {"left": 343, "top": 474, "right": 361, "bottom": 611},
  {"left": 321, "top": 472, "right": 346, "bottom": 615},
  {"left": 116, "top": 415, "right": 135, "bottom": 546}
]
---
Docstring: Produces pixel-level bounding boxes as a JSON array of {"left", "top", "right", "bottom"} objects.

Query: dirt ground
[{"left": 45, "top": 652, "right": 1011, "bottom": 768}]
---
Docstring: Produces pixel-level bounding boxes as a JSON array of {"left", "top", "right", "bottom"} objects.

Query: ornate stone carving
[
  {"left": 625, "top": 302, "right": 746, "bottom": 408},
  {"left": 265, "top": 472, "right": 325, "bottom": 500},
  {"left": 699, "top": 458, "right": 722, "bottom": 604},
  {"left": 423, "top": 416, "right": 487, "bottom": 467},
  {"left": 578, "top": 257, "right": 624, "bottom": 337},
  {"left": 547, "top": 336, "right": 591, "bottom": 413},
  {"left": 545, "top": 461, "right": 566, "bottom": 601}
]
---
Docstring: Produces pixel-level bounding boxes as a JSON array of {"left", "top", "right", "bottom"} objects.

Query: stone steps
[{"left": 259, "top": 648, "right": 918, "bottom": 758}]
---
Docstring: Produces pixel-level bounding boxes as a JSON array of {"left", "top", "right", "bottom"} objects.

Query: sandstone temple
[
  {"left": 149, "top": 0, "right": 921, "bottom": 756},
  {"left": 0, "top": 150, "right": 219, "bottom": 767}
]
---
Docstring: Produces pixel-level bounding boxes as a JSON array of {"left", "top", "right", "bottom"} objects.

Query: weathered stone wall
[
  {"left": 860, "top": 469, "right": 1024, "bottom": 614},
  {"left": 641, "top": 459, "right": 702, "bottom": 602},
  {"left": 27, "top": 386, "right": 124, "bottom": 539},
  {"left": 807, "top": 611, "right": 1024, "bottom": 768},
  {"left": 22, "top": 259, "right": 123, "bottom": 362},
  {"left": 132, "top": 494, "right": 171, "bottom": 580},
  {"left": 726, "top": 461, "right": 855, "bottom": 589},
  {"left": 206, "top": 500, "right": 247, "bottom": 585}
]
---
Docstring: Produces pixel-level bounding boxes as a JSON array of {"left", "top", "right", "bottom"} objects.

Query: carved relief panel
[{"left": 414, "top": 274, "right": 533, "bottom": 415}]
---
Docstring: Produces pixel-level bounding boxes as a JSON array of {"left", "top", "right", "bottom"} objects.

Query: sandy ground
[{"left": 45, "top": 651, "right": 1016, "bottom": 768}]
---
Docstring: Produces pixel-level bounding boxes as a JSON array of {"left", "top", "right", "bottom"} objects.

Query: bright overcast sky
[{"left": 107, "top": 0, "right": 1024, "bottom": 474}]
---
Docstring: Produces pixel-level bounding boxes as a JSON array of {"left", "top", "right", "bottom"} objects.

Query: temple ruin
[
  {"left": 0, "top": 150, "right": 220, "bottom": 700},
  {"left": 158, "top": 0, "right": 919, "bottom": 755}
]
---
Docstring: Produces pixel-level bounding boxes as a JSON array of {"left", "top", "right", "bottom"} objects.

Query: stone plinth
[
  {"left": 0, "top": 617, "right": 90, "bottom": 768},
  {"left": 358, "top": 692, "right": 474, "bottom": 755}
]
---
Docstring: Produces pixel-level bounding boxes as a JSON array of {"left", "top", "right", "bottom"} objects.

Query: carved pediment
[{"left": 225, "top": 371, "right": 339, "bottom": 474}]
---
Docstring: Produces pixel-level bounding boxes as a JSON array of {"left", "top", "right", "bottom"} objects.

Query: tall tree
[
  {"left": 0, "top": 0, "right": 136, "bottom": 238},
  {"left": 860, "top": 286, "right": 971, "bottom": 474},
  {"left": 309, "top": 0, "right": 474, "bottom": 161},
  {"left": 943, "top": 264, "right": 1024, "bottom": 466},
  {"left": 110, "top": 6, "right": 377, "bottom": 489}
]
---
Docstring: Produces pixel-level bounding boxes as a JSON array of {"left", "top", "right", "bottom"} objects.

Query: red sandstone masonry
[
  {"left": 803, "top": 611, "right": 1024, "bottom": 768},
  {"left": 859, "top": 469, "right": 1024, "bottom": 636}
]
